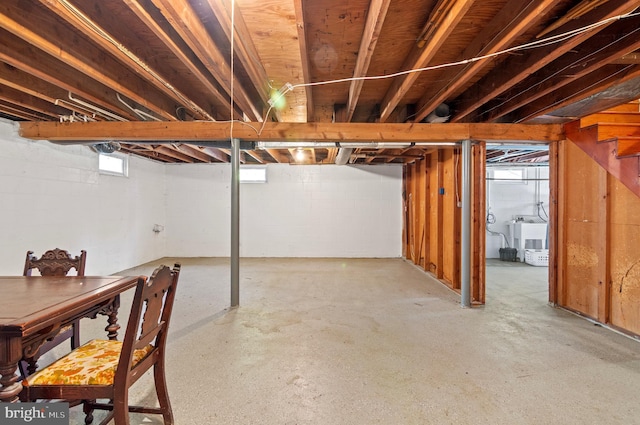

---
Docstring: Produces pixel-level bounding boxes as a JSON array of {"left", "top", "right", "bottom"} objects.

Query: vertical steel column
[
  {"left": 461, "top": 139, "right": 472, "bottom": 308},
  {"left": 230, "top": 138, "right": 240, "bottom": 307}
]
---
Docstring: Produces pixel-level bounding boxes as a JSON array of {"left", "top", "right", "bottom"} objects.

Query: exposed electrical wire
[{"left": 258, "top": 9, "right": 639, "bottom": 135}]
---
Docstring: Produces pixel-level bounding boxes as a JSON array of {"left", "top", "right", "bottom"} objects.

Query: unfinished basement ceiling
[{"left": 0, "top": 0, "right": 639, "bottom": 164}]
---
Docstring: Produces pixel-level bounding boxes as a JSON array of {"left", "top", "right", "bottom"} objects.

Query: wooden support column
[
  {"left": 548, "top": 141, "right": 559, "bottom": 305},
  {"left": 556, "top": 140, "right": 567, "bottom": 306},
  {"left": 471, "top": 142, "right": 486, "bottom": 304}
]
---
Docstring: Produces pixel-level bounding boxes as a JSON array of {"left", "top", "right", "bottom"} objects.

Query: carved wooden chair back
[
  {"left": 21, "top": 264, "right": 181, "bottom": 425},
  {"left": 19, "top": 248, "right": 87, "bottom": 377},
  {"left": 23, "top": 248, "right": 87, "bottom": 277}
]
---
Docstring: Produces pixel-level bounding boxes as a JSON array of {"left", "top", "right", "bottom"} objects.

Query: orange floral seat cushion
[{"left": 24, "top": 339, "right": 153, "bottom": 386}]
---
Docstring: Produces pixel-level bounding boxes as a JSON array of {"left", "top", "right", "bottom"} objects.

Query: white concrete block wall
[
  {"left": 164, "top": 164, "right": 231, "bottom": 257},
  {"left": 165, "top": 163, "right": 403, "bottom": 258},
  {"left": 1, "top": 119, "right": 403, "bottom": 269},
  {"left": 485, "top": 166, "right": 550, "bottom": 258},
  {"left": 0, "top": 120, "right": 166, "bottom": 275}
]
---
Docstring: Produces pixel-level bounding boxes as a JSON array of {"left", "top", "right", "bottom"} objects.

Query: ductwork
[
  {"left": 335, "top": 147, "right": 354, "bottom": 165},
  {"left": 424, "top": 103, "right": 450, "bottom": 123},
  {"left": 330, "top": 103, "right": 450, "bottom": 164}
]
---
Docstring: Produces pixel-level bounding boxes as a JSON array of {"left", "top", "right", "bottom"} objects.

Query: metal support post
[{"left": 231, "top": 138, "right": 240, "bottom": 307}]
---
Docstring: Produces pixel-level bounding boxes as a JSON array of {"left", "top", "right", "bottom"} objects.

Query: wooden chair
[
  {"left": 21, "top": 264, "right": 181, "bottom": 425},
  {"left": 20, "top": 248, "right": 87, "bottom": 376},
  {"left": 24, "top": 248, "right": 87, "bottom": 278}
]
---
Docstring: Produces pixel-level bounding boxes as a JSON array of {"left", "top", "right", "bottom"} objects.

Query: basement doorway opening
[{"left": 484, "top": 144, "right": 550, "bottom": 306}]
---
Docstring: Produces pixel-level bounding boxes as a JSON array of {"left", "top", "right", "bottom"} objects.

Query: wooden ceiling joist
[
  {"left": 0, "top": 0, "right": 176, "bottom": 120},
  {"left": 412, "top": 0, "right": 558, "bottom": 123},
  {"left": 0, "top": 33, "right": 138, "bottom": 121},
  {"left": 19, "top": 121, "right": 564, "bottom": 143},
  {"left": 452, "top": 0, "right": 640, "bottom": 122},
  {"left": 378, "top": 0, "right": 475, "bottom": 122},
  {"left": 292, "top": 0, "right": 313, "bottom": 121},
  {"left": 0, "top": 99, "right": 52, "bottom": 121},
  {"left": 38, "top": 0, "right": 215, "bottom": 121},
  {"left": 515, "top": 64, "right": 640, "bottom": 123},
  {"left": 346, "top": 0, "right": 391, "bottom": 122},
  {"left": 122, "top": 0, "right": 237, "bottom": 121},
  {"left": 206, "top": 0, "right": 270, "bottom": 110},
  {"left": 483, "top": 15, "right": 640, "bottom": 122},
  {"left": 149, "top": 0, "right": 262, "bottom": 121}
]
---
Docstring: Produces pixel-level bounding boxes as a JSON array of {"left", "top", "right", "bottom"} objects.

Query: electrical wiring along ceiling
[{"left": 0, "top": 0, "right": 639, "bottom": 164}]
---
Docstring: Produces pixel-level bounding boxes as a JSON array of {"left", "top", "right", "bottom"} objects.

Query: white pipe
[
  {"left": 116, "top": 93, "right": 162, "bottom": 121},
  {"left": 68, "top": 92, "right": 128, "bottom": 122}
]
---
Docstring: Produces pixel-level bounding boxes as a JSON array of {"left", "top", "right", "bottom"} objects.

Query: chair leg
[
  {"left": 154, "top": 363, "right": 174, "bottom": 425},
  {"left": 83, "top": 400, "right": 95, "bottom": 425},
  {"left": 112, "top": 391, "right": 130, "bottom": 425}
]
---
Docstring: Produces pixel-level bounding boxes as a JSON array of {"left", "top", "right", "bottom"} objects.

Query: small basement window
[
  {"left": 98, "top": 153, "right": 128, "bottom": 177},
  {"left": 239, "top": 166, "right": 267, "bottom": 183},
  {"left": 492, "top": 168, "right": 525, "bottom": 184}
]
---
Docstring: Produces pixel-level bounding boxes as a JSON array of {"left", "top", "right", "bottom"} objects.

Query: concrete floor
[{"left": 58, "top": 257, "right": 640, "bottom": 424}]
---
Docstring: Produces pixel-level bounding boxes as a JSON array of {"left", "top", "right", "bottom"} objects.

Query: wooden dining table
[{"left": 0, "top": 275, "right": 141, "bottom": 402}]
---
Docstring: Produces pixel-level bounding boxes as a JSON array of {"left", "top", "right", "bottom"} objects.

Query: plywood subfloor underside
[{"left": 56, "top": 258, "right": 640, "bottom": 424}]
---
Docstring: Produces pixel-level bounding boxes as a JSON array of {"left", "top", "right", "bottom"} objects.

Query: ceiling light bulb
[{"left": 295, "top": 148, "right": 305, "bottom": 161}]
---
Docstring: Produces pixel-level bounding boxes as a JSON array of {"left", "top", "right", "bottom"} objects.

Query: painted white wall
[
  {"left": 485, "top": 166, "right": 550, "bottom": 258},
  {"left": 1, "top": 120, "right": 402, "bottom": 274},
  {"left": 165, "top": 163, "right": 403, "bottom": 258},
  {"left": 0, "top": 120, "right": 166, "bottom": 275}
]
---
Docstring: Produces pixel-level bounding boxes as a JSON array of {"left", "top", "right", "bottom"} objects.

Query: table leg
[
  {"left": 0, "top": 337, "right": 23, "bottom": 403},
  {"left": 104, "top": 295, "right": 121, "bottom": 340}
]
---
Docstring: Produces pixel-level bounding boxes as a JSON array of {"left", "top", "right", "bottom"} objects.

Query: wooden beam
[
  {"left": 153, "top": 145, "right": 198, "bottom": 163},
  {"left": 149, "top": 0, "right": 262, "bottom": 121},
  {"left": 547, "top": 140, "right": 558, "bottom": 304},
  {"left": 0, "top": 100, "right": 52, "bottom": 121},
  {"left": 206, "top": 0, "right": 270, "bottom": 109},
  {"left": 0, "top": 63, "right": 105, "bottom": 119},
  {"left": 515, "top": 64, "right": 640, "bottom": 122},
  {"left": 0, "top": 84, "right": 70, "bottom": 118},
  {"left": 19, "top": 121, "right": 565, "bottom": 142},
  {"left": 0, "top": 32, "right": 137, "bottom": 120},
  {"left": 263, "top": 148, "right": 288, "bottom": 163},
  {"left": 0, "top": 0, "right": 179, "bottom": 120},
  {"left": 200, "top": 146, "right": 230, "bottom": 162},
  {"left": 413, "top": 0, "right": 557, "bottom": 122},
  {"left": 292, "top": 0, "right": 313, "bottom": 121},
  {"left": 378, "top": 0, "right": 475, "bottom": 122},
  {"left": 244, "top": 149, "right": 265, "bottom": 164},
  {"left": 122, "top": 0, "right": 237, "bottom": 121},
  {"left": 452, "top": 0, "right": 640, "bottom": 122},
  {"left": 38, "top": 0, "right": 214, "bottom": 121},
  {"left": 483, "top": 15, "right": 640, "bottom": 122},
  {"left": 346, "top": 0, "right": 391, "bottom": 122},
  {"left": 175, "top": 144, "right": 217, "bottom": 162}
]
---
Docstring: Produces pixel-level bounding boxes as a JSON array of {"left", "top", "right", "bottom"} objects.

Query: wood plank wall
[
  {"left": 557, "top": 139, "right": 640, "bottom": 336},
  {"left": 404, "top": 145, "right": 485, "bottom": 303}
]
